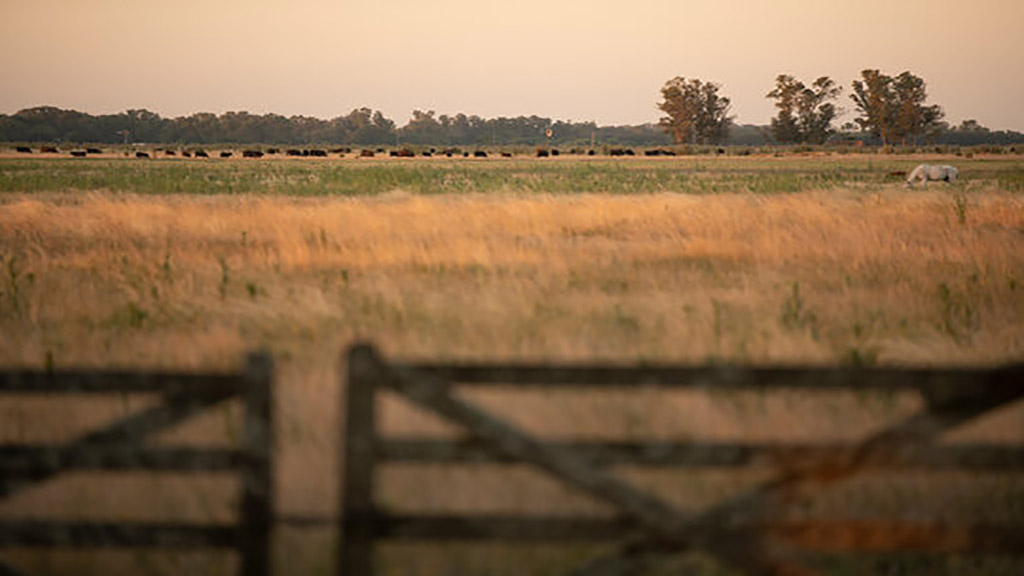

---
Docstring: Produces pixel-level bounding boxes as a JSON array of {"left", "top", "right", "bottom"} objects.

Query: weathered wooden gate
[
  {"left": 0, "top": 354, "right": 274, "bottom": 576},
  {"left": 340, "top": 344, "right": 1024, "bottom": 575}
]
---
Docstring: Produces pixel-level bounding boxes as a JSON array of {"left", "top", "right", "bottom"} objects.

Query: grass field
[{"left": 0, "top": 154, "right": 1022, "bottom": 575}]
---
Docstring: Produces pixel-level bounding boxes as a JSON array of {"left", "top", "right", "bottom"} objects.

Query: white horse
[{"left": 905, "top": 164, "right": 958, "bottom": 188}]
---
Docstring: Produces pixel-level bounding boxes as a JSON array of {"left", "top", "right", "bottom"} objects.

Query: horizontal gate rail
[
  {"left": 364, "top": 514, "right": 1024, "bottom": 552},
  {"left": 378, "top": 438, "right": 1024, "bottom": 470},
  {"left": 0, "top": 445, "right": 244, "bottom": 473},
  {"left": 339, "top": 343, "right": 1024, "bottom": 576},
  {"left": 0, "top": 353, "right": 274, "bottom": 576},
  {"left": 0, "top": 372, "right": 243, "bottom": 395},
  {"left": 0, "top": 521, "right": 239, "bottom": 548},
  {"left": 396, "top": 363, "right": 1021, "bottom": 390}
]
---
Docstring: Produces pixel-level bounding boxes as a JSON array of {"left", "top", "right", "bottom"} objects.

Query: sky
[{"left": 1, "top": 0, "right": 1022, "bottom": 130}]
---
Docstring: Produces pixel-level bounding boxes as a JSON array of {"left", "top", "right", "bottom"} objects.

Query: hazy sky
[{"left": 2, "top": 0, "right": 1022, "bottom": 130}]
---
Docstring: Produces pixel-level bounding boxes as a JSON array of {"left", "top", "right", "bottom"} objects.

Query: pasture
[{"left": 0, "top": 153, "right": 1022, "bottom": 575}]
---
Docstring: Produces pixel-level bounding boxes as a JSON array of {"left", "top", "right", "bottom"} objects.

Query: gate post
[
  {"left": 240, "top": 352, "right": 274, "bottom": 576},
  {"left": 340, "top": 344, "right": 380, "bottom": 576}
]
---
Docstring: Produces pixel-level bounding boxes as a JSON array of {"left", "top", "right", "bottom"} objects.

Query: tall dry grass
[{"left": 1, "top": 186, "right": 1022, "bottom": 575}]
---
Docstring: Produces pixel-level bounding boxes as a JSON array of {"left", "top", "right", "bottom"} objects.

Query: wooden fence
[
  {"left": 340, "top": 344, "right": 1024, "bottom": 576},
  {"left": 0, "top": 354, "right": 274, "bottom": 576}
]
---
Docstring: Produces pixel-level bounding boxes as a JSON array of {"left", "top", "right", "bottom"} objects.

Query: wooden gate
[
  {"left": 340, "top": 344, "right": 1024, "bottom": 576},
  {"left": 0, "top": 354, "right": 274, "bottom": 576}
]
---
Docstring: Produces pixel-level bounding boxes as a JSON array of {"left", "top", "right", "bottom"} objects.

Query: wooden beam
[
  {"left": 771, "top": 521, "right": 1024, "bottom": 554},
  {"left": 340, "top": 344, "right": 381, "bottom": 576},
  {"left": 398, "top": 363, "right": 1022, "bottom": 391},
  {"left": 0, "top": 371, "right": 242, "bottom": 395},
  {"left": 0, "top": 445, "right": 243, "bottom": 473},
  {"left": 0, "top": 521, "right": 238, "bottom": 548},
  {"left": 382, "top": 359, "right": 698, "bottom": 544},
  {"left": 239, "top": 352, "right": 274, "bottom": 576},
  {"left": 353, "top": 514, "right": 1024, "bottom": 555},
  {"left": 569, "top": 377, "right": 1024, "bottom": 575},
  {"left": 0, "top": 390, "right": 235, "bottom": 500},
  {"left": 378, "top": 439, "right": 1024, "bottom": 471}
]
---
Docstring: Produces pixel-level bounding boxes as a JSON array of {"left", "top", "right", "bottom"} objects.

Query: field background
[{"left": 0, "top": 153, "right": 1022, "bottom": 575}]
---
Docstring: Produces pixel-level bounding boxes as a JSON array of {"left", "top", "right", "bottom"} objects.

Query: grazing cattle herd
[
  {"left": 9, "top": 144, "right": 641, "bottom": 159},
  {"left": 2, "top": 144, "right": 979, "bottom": 189}
]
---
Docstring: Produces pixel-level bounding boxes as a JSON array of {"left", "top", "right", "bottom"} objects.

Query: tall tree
[
  {"left": 850, "top": 69, "right": 895, "bottom": 146},
  {"left": 766, "top": 75, "right": 841, "bottom": 144},
  {"left": 766, "top": 75, "right": 802, "bottom": 143},
  {"left": 851, "top": 69, "right": 943, "bottom": 146},
  {"left": 891, "top": 71, "right": 944, "bottom": 145},
  {"left": 797, "top": 77, "right": 841, "bottom": 144},
  {"left": 657, "top": 77, "right": 733, "bottom": 145}
]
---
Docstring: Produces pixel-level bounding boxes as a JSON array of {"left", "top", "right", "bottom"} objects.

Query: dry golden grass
[{"left": 1, "top": 185, "right": 1022, "bottom": 575}]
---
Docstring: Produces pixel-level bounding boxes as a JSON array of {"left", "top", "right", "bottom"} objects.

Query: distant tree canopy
[
  {"left": 0, "top": 106, "right": 677, "bottom": 147},
  {"left": 0, "top": 106, "right": 398, "bottom": 146},
  {"left": 766, "top": 75, "right": 841, "bottom": 144},
  {"left": 850, "top": 70, "right": 944, "bottom": 146},
  {"left": 657, "top": 77, "right": 734, "bottom": 145}
]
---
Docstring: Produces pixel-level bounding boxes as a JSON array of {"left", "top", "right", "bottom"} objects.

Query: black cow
[
  {"left": 15, "top": 146, "right": 31, "bottom": 153},
  {"left": 308, "top": 149, "right": 327, "bottom": 157},
  {"left": 500, "top": 152, "right": 512, "bottom": 158},
  {"left": 242, "top": 150, "right": 264, "bottom": 158},
  {"left": 266, "top": 148, "right": 280, "bottom": 154},
  {"left": 536, "top": 149, "right": 550, "bottom": 158},
  {"left": 194, "top": 150, "right": 209, "bottom": 158},
  {"left": 86, "top": 148, "right": 102, "bottom": 154},
  {"left": 587, "top": 150, "right": 596, "bottom": 156},
  {"left": 286, "top": 149, "right": 303, "bottom": 157},
  {"left": 182, "top": 151, "right": 192, "bottom": 158},
  {"left": 550, "top": 148, "right": 559, "bottom": 156},
  {"left": 220, "top": 151, "right": 233, "bottom": 158},
  {"left": 165, "top": 150, "right": 176, "bottom": 156},
  {"left": 70, "top": 150, "right": 87, "bottom": 157},
  {"left": 422, "top": 151, "right": 432, "bottom": 157},
  {"left": 473, "top": 150, "right": 487, "bottom": 158},
  {"left": 136, "top": 151, "right": 150, "bottom": 158},
  {"left": 396, "top": 149, "right": 414, "bottom": 157}
]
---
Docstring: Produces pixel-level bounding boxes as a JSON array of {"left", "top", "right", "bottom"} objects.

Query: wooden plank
[
  {"left": 378, "top": 439, "right": 1024, "bottom": 471},
  {"left": 239, "top": 353, "right": 274, "bottom": 576},
  {"left": 340, "top": 345, "right": 380, "bottom": 576},
  {"left": 570, "top": 377, "right": 1024, "bottom": 575},
  {"left": 0, "top": 521, "right": 237, "bottom": 548},
  {"left": 373, "top": 514, "right": 640, "bottom": 541},
  {"left": 357, "top": 514, "right": 1024, "bottom": 554},
  {"left": 772, "top": 521, "right": 1024, "bottom": 554},
  {"left": 0, "top": 390, "right": 235, "bottom": 500},
  {"left": 382, "top": 360, "right": 698, "bottom": 544},
  {"left": 0, "top": 445, "right": 243, "bottom": 473},
  {"left": 0, "top": 371, "right": 243, "bottom": 395},
  {"left": 399, "top": 363, "right": 1022, "bottom": 391}
]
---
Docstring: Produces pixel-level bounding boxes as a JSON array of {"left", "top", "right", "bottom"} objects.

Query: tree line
[
  {"left": 657, "top": 69, "right": 1022, "bottom": 146},
  {"left": 0, "top": 107, "right": 673, "bottom": 147},
  {"left": 2, "top": 69, "right": 1022, "bottom": 147}
]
